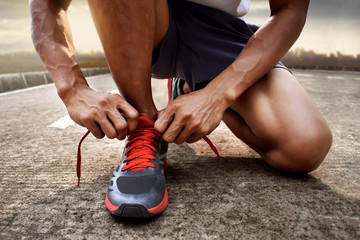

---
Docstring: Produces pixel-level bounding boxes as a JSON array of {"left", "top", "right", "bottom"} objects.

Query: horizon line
[{"left": 0, "top": 48, "right": 359, "bottom": 57}]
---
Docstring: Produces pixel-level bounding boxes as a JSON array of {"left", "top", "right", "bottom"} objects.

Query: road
[{"left": 1, "top": 69, "right": 359, "bottom": 239}]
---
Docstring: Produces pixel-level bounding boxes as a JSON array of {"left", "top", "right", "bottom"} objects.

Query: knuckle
[
  {"left": 169, "top": 102, "right": 179, "bottom": 111},
  {"left": 98, "top": 119, "right": 107, "bottom": 126},
  {"left": 162, "top": 135, "right": 172, "bottom": 143},
  {"left": 154, "top": 126, "right": 163, "bottom": 135},
  {"left": 116, "top": 122, "right": 127, "bottom": 131},
  {"left": 93, "top": 131, "right": 105, "bottom": 139},
  {"left": 93, "top": 111, "right": 104, "bottom": 120},
  {"left": 154, "top": 122, "right": 164, "bottom": 133},
  {"left": 182, "top": 113, "right": 191, "bottom": 121},
  {"left": 117, "top": 134, "right": 126, "bottom": 141},
  {"left": 174, "top": 138, "right": 184, "bottom": 145},
  {"left": 107, "top": 132, "right": 117, "bottom": 139},
  {"left": 173, "top": 121, "right": 183, "bottom": 129},
  {"left": 154, "top": 122, "right": 160, "bottom": 131},
  {"left": 80, "top": 113, "right": 92, "bottom": 125},
  {"left": 99, "top": 95, "right": 111, "bottom": 106},
  {"left": 191, "top": 112, "right": 199, "bottom": 120},
  {"left": 128, "top": 111, "right": 139, "bottom": 119},
  {"left": 198, "top": 129, "right": 207, "bottom": 136},
  {"left": 191, "top": 120, "right": 201, "bottom": 130},
  {"left": 87, "top": 108, "right": 99, "bottom": 118}
]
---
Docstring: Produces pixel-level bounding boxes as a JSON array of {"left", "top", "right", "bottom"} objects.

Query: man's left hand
[{"left": 154, "top": 89, "right": 225, "bottom": 144}]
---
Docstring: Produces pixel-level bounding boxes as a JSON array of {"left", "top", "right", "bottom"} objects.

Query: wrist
[
  {"left": 55, "top": 75, "right": 90, "bottom": 106},
  {"left": 201, "top": 84, "right": 232, "bottom": 113},
  {"left": 57, "top": 81, "right": 90, "bottom": 104},
  {"left": 205, "top": 73, "right": 242, "bottom": 110},
  {"left": 48, "top": 66, "right": 90, "bottom": 104}
]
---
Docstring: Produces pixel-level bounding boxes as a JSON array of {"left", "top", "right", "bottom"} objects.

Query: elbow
[{"left": 270, "top": 0, "right": 310, "bottom": 31}]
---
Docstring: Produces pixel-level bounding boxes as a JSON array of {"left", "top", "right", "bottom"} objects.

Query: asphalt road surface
[{"left": 1, "top": 69, "right": 359, "bottom": 239}]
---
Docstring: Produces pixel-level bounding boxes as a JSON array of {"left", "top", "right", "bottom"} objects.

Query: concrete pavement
[{"left": 0, "top": 70, "right": 359, "bottom": 239}]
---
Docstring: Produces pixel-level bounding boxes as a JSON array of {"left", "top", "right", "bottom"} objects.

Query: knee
[{"left": 265, "top": 124, "right": 333, "bottom": 173}]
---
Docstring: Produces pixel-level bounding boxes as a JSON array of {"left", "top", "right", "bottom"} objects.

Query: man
[{"left": 30, "top": 0, "right": 332, "bottom": 218}]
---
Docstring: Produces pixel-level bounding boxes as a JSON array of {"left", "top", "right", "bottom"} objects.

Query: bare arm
[
  {"left": 30, "top": 0, "right": 138, "bottom": 139},
  {"left": 206, "top": 0, "right": 310, "bottom": 104},
  {"left": 155, "top": 0, "right": 310, "bottom": 143},
  {"left": 30, "top": 0, "right": 86, "bottom": 98}
]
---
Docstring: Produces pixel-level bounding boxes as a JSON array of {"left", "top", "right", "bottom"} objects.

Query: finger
[
  {"left": 186, "top": 132, "right": 205, "bottom": 144},
  {"left": 98, "top": 118, "right": 118, "bottom": 139},
  {"left": 107, "top": 111, "right": 128, "bottom": 140},
  {"left": 86, "top": 121, "right": 105, "bottom": 139},
  {"left": 157, "top": 109, "right": 165, "bottom": 119},
  {"left": 175, "top": 117, "right": 202, "bottom": 144},
  {"left": 174, "top": 128, "right": 192, "bottom": 145},
  {"left": 114, "top": 96, "right": 138, "bottom": 133},
  {"left": 162, "top": 120, "right": 184, "bottom": 143},
  {"left": 154, "top": 107, "right": 174, "bottom": 135}
]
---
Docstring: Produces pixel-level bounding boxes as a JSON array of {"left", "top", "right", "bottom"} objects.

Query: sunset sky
[{"left": 0, "top": 0, "right": 359, "bottom": 55}]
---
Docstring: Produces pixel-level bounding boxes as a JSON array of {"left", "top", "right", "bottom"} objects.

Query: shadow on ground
[{"left": 1, "top": 144, "right": 359, "bottom": 240}]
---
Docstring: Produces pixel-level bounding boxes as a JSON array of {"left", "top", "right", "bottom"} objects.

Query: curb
[{"left": 0, "top": 67, "right": 110, "bottom": 93}]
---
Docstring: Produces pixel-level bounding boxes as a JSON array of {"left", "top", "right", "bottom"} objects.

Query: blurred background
[{"left": 0, "top": 0, "right": 359, "bottom": 74}]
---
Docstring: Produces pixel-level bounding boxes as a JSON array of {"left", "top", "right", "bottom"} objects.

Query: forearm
[
  {"left": 206, "top": 0, "right": 309, "bottom": 108},
  {"left": 30, "top": 0, "right": 88, "bottom": 102}
]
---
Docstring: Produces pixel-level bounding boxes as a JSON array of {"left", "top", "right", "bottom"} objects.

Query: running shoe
[{"left": 105, "top": 116, "right": 168, "bottom": 218}]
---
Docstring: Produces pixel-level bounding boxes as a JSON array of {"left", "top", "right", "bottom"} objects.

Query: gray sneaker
[{"left": 105, "top": 116, "right": 168, "bottom": 218}]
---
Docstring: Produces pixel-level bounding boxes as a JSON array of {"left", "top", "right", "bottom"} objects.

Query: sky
[{"left": 0, "top": 0, "right": 359, "bottom": 55}]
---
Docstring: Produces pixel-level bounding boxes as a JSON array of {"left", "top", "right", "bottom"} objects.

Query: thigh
[
  {"left": 228, "top": 68, "right": 330, "bottom": 153},
  {"left": 154, "top": 0, "right": 170, "bottom": 50}
]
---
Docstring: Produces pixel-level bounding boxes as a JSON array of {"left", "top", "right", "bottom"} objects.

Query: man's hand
[
  {"left": 65, "top": 87, "right": 139, "bottom": 140},
  {"left": 154, "top": 89, "right": 226, "bottom": 144}
]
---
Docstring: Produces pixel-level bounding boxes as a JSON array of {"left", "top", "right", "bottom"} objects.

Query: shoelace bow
[{"left": 76, "top": 128, "right": 221, "bottom": 186}]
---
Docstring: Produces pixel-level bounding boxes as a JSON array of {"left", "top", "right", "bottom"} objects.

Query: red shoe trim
[
  {"left": 147, "top": 188, "right": 168, "bottom": 214},
  {"left": 105, "top": 193, "right": 119, "bottom": 212}
]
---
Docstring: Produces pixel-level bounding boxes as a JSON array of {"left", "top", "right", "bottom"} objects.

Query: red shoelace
[
  {"left": 121, "top": 127, "right": 158, "bottom": 172},
  {"left": 76, "top": 124, "right": 221, "bottom": 186},
  {"left": 76, "top": 122, "right": 159, "bottom": 186}
]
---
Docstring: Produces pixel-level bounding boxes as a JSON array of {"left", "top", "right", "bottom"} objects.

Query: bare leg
[
  {"left": 182, "top": 68, "right": 331, "bottom": 173},
  {"left": 222, "top": 68, "right": 332, "bottom": 173},
  {"left": 88, "top": 0, "right": 169, "bottom": 121}
]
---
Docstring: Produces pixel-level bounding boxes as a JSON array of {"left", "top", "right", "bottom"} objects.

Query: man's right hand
[{"left": 64, "top": 87, "right": 139, "bottom": 140}]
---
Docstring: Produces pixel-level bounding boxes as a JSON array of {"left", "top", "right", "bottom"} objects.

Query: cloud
[
  {"left": 0, "top": 0, "right": 359, "bottom": 54},
  {"left": 247, "top": 0, "right": 360, "bottom": 21},
  {"left": 0, "top": 40, "right": 34, "bottom": 53},
  {"left": 308, "top": 0, "right": 360, "bottom": 20},
  {"left": 245, "top": 0, "right": 360, "bottom": 55},
  {"left": 0, "top": 0, "right": 30, "bottom": 19},
  {"left": 250, "top": 1, "right": 268, "bottom": 11}
]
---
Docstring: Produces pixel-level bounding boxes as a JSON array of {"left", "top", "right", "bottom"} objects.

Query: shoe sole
[{"left": 105, "top": 188, "right": 168, "bottom": 218}]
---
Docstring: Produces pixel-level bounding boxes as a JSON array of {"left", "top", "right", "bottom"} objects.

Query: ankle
[{"left": 138, "top": 111, "right": 157, "bottom": 122}]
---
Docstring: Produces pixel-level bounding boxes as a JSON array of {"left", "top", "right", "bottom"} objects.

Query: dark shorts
[{"left": 152, "top": 0, "right": 288, "bottom": 91}]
